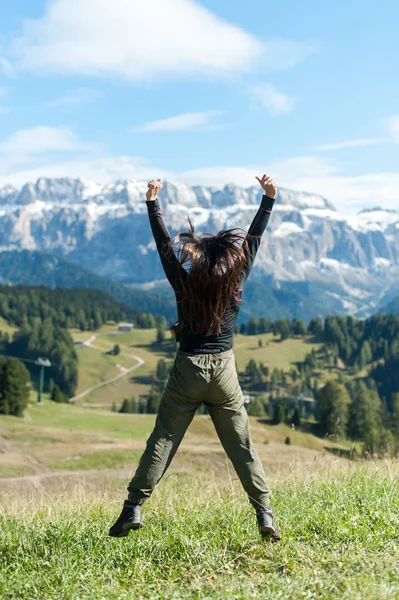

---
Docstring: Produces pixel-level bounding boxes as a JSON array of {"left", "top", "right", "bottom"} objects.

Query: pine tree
[
  {"left": 273, "top": 403, "right": 286, "bottom": 424},
  {"left": 0, "top": 358, "right": 30, "bottom": 417},
  {"left": 308, "top": 316, "right": 324, "bottom": 338},
  {"left": 51, "top": 384, "right": 67, "bottom": 403},
  {"left": 246, "top": 397, "right": 266, "bottom": 417},
  {"left": 274, "top": 319, "right": 290, "bottom": 341},
  {"left": 292, "top": 407, "right": 301, "bottom": 427},
  {"left": 156, "top": 359, "right": 169, "bottom": 380},
  {"left": 348, "top": 385, "right": 383, "bottom": 444},
  {"left": 156, "top": 328, "right": 165, "bottom": 344},
  {"left": 155, "top": 315, "right": 168, "bottom": 331},
  {"left": 317, "top": 381, "right": 349, "bottom": 437},
  {"left": 119, "top": 399, "right": 133, "bottom": 414},
  {"left": 258, "top": 317, "right": 271, "bottom": 334},
  {"left": 247, "top": 317, "right": 258, "bottom": 336},
  {"left": 245, "top": 359, "right": 261, "bottom": 384},
  {"left": 147, "top": 390, "right": 162, "bottom": 414}
]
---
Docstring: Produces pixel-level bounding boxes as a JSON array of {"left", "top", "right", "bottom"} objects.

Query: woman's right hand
[
  {"left": 146, "top": 179, "right": 163, "bottom": 201},
  {"left": 255, "top": 174, "right": 277, "bottom": 199}
]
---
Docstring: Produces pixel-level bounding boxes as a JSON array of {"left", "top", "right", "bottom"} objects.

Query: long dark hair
[{"left": 169, "top": 220, "right": 247, "bottom": 336}]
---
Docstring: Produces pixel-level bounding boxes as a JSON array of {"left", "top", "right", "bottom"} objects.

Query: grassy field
[
  {"left": 0, "top": 400, "right": 351, "bottom": 482},
  {"left": 233, "top": 332, "right": 322, "bottom": 372},
  {"left": 69, "top": 325, "right": 322, "bottom": 406},
  {"left": 1, "top": 467, "right": 398, "bottom": 599},
  {"left": 1, "top": 382, "right": 398, "bottom": 598}
]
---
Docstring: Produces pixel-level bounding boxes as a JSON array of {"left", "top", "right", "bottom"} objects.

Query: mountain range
[{"left": 0, "top": 177, "right": 398, "bottom": 319}]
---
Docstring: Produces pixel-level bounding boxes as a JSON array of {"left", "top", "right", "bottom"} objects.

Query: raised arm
[
  {"left": 146, "top": 179, "right": 180, "bottom": 290},
  {"left": 241, "top": 174, "right": 277, "bottom": 282}
]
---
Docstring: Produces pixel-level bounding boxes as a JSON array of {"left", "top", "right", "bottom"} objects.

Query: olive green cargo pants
[{"left": 127, "top": 350, "right": 271, "bottom": 510}]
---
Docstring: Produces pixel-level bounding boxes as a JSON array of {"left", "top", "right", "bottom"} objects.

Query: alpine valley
[{"left": 0, "top": 177, "right": 398, "bottom": 320}]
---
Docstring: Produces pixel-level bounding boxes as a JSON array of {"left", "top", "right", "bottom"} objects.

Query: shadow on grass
[
  {"left": 256, "top": 418, "right": 328, "bottom": 440},
  {"left": 130, "top": 341, "right": 176, "bottom": 358},
  {"left": 324, "top": 446, "right": 355, "bottom": 459}
]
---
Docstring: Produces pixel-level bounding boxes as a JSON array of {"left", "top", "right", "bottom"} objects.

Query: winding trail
[{"left": 70, "top": 335, "right": 145, "bottom": 403}]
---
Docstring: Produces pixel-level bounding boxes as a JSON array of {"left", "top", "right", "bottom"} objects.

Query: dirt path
[{"left": 70, "top": 335, "right": 145, "bottom": 403}]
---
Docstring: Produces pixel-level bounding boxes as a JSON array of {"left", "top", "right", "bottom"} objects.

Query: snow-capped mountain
[{"left": 0, "top": 177, "right": 398, "bottom": 315}]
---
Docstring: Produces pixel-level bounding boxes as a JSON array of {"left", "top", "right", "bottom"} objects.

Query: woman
[{"left": 110, "top": 174, "right": 280, "bottom": 541}]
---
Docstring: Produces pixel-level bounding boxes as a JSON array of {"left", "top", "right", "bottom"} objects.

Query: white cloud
[
  {"left": 386, "top": 115, "right": 399, "bottom": 142},
  {"left": 1, "top": 125, "right": 397, "bottom": 215},
  {"left": 0, "top": 156, "right": 174, "bottom": 188},
  {"left": 250, "top": 83, "right": 295, "bottom": 115},
  {"left": 0, "top": 126, "right": 81, "bottom": 154},
  {"left": 135, "top": 111, "right": 224, "bottom": 133},
  {"left": 0, "top": 126, "right": 89, "bottom": 181},
  {"left": 44, "top": 88, "right": 105, "bottom": 107},
  {"left": 316, "top": 115, "right": 399, "bottom": 151},
  {"left": 7, "top": 0, "right": 313, "bottom": 81},
  {"left": 315, "top": 138, "right": 388, "bottom": 152},
  {"left": 178, "top": 156, "right": 399, "bottom": 213}
]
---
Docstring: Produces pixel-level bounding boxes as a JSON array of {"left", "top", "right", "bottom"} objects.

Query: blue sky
[{"left": 0, "top": 0, "right": 398, "bottom": 212}]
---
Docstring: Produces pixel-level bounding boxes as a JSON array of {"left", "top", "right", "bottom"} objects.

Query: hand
[
  {"left": 255, "top": 174, "right": 277, "bottom": 199},
  {"left": 146, "top": 179, "right": 163, "bottom": 201}
]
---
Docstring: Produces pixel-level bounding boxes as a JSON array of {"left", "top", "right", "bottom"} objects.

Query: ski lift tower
[{"left": 35, "top": 358, "right": 52, "bottom": 404}]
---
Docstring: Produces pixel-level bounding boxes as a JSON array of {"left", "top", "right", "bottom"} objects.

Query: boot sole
[
  {"left": 260, "top": 525, "right": 281, "bottom": 542},
  {"left": 109, "top": 522, "right": 142, "bottom": 538}
]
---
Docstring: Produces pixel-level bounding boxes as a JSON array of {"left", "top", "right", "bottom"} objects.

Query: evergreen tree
[
  {"left": 156, "top": 328, "right": 165, "bottom": 344},
  {"left": 258, "top": 338, "right": 263, "bottom": 348},
  {"left": 51, "top": 384, "right": 68, "bottom": 403},
  {"left": 130, "top": 396, "right": 139, "bottom": 413},
  {"left": 258, "top": 317, "right": 271, "bottom": 334},
  {"left": 317, "top": 381, "right": 349, "bottom": 436},
  {"left": 292, "top": 319, "right": 307, "bottom": 337},
  {"left": 156, "top": 359, "right": 169, "bottom": 380},
  {"left": 273, "top": 402, "right": 286, "bottom": 424},
  {"left": 113, "top": 344, "right": 121, "bottom": 356},
  {"left": 247, "top": 317, "right": 258, "bottom": 336},
  {"left": 274, "top": 319, "right": 290, "bottom": 341},
  {"left": 270, "top": 368, "right": 281, "bottom": 389},
  {"left": 308, "top": 316, "right": 324, "bottom": 338},
  {"left": 240, "top": 323, "right": 247, "bottom": 335},
  {"left": 155, "top": 315, "right": 168, "bottom": 330},
  {"left": 259, "top": 363, "right": 269, "bottom": 377},
  {"left": 119, "top": 399, "right": 133, "bottom": 414},
  {"left": 245, "top": 359, "right": 261, "bottom": 384},
  {"left": 147, "top": 390, "right": 162, "bottom": 414},
  {"left": 348, "top": 385, "right": 383, "bottom": 443},
  {"left": 246, "top": 397, "right": 266, "bottom": 417},
  {"left": 292, "top": 407, "right": 301, "bottom": 427},
  {"left": 0, "top": 357, "right": 30, "bottom": 417}
]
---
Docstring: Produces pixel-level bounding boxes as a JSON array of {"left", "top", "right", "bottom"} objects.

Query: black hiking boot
[
  {"left": 109, "top": 501, "right": 142, "bottom": 537},
  {"left": 256, "top": 509, "right": 281, "bottom": 542}
]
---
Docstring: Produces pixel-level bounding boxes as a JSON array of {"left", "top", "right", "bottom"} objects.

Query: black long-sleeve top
[{"left": 146, "top": 194, "right": 275, "bottom": 354}]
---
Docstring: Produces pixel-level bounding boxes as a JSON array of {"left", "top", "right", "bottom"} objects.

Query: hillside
[
  {"left": 381, "top": 295, "right": 399, "bottom": 315},
  {"left": 0, "top": 251, "right": 358, "bottom": 321},
  {"left": 0, "top": 251, "right": 177, "bottom": 321}
]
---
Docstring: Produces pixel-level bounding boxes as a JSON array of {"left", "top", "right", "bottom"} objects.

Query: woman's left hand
[{"left": 146, "top": 179, "right": 163, "bottom": 201}]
